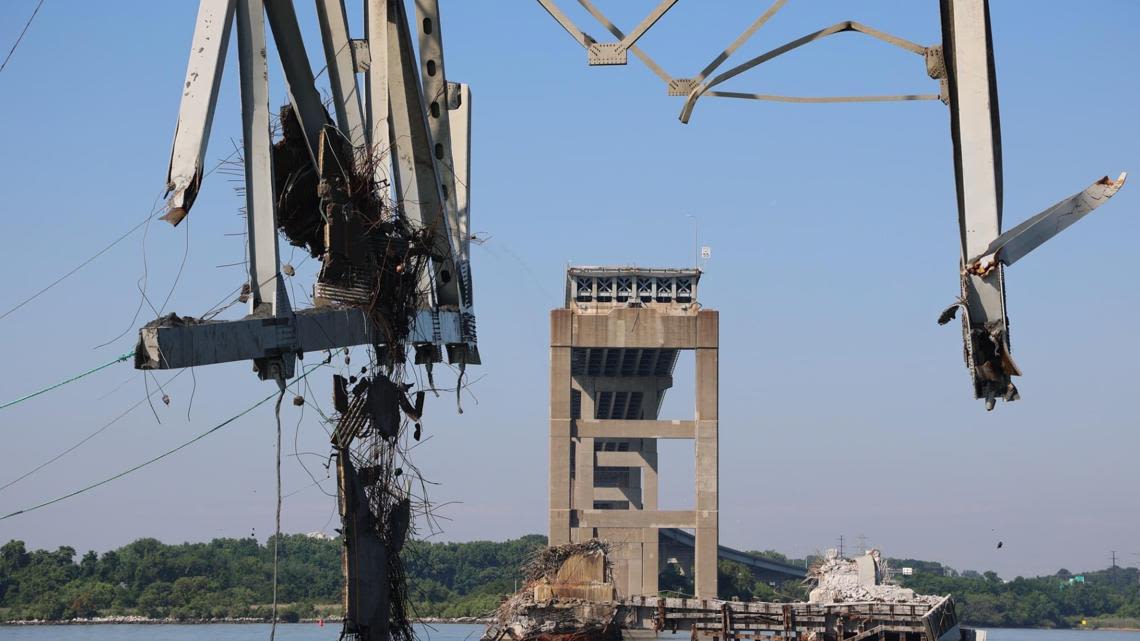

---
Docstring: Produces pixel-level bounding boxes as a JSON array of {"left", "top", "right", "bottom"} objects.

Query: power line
[
  {"left": 0, "top": 361, "right": 325, "bottom": 522},
  {"left": 0, "top": 213, "right": 156, "bottom": 323},
  {"left": 0, "top": 0, "right": 45, "bottom": 74},
  {"left": 0, "top": 351, "right": 134, "bottom": 411},
  {"left": 0, "top": 370, "right": 185, "bottom": 493}
]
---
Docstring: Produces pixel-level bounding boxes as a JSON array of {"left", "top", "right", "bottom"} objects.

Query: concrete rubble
[
  {"left": 482, "top": 540, "right": 620, "bottom": 641},
  {"left": 808, "top": 549, "right": 940, "bottom": 605}
]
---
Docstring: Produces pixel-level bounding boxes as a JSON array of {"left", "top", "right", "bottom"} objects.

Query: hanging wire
[
  {"left": 0, "top": 0, "right": 46, "bottom": 74},
  {"left": 0, "top": 211, "right": 158, "bottom": 324},
  {"left": 0, "top": 351, "right": 134, "bottom": 411},
  {"left": 0, "top": 360, "right": 327, "bottom": 522},
  {"left": 0, "top": 369, "right": 185, "bottom": 493},
  {"left": 270, "top": 382, "right": 286, "bottom": 641}
]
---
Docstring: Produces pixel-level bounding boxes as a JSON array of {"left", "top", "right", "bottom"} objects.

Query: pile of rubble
[
  {"left": 482, "top": 540, "right": 620, "bottom": 641},
  {"left": 808, "top": 549, "right": 940, "bottom": 605}
]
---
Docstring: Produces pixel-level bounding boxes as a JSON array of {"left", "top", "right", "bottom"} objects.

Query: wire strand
[
  {"left": 0, "top": 370, "right": 185, "bottom": 493},
  {"left": 0, "top": 0, "right": 45, "bottom": 75},
  {"left": 0, "top": 361, "right": 324, "bottom": 522},
  {"left": 0, "top": 212, "right": 156, "bottom": 323},
  {"left": 0, "top": 351, "right": 134, "bottom": 411},
  {"left": 270, "top": 382, "right": 285, "bottom": 641}
]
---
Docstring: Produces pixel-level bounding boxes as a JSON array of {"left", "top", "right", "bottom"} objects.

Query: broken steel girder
[
  {"left": 142, "top": 0, "right": 481, "bottom": 382},
  {"left": 133, "top": 307, "right": 466, "bottom": 372},
  {"left": 940, "top": 0, "right": 1014, "bottom": 409},
  {"left": 163, "top": 0, "right": 235, "bottom": 226},
  {"left": 535, "top": 1, "right": 1127, "bottom": 407},
  {"left": 964, "top": 173, "right": 1128, "bottom": 276}
]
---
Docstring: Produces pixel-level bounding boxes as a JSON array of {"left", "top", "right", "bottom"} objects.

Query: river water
[{"left": 1, "top": 625, "right": 1139, "bottom": 641}]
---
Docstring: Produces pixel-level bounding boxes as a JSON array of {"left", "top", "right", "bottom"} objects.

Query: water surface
[{"left": 2, "top": 624, "right": 1138, "bottom": 641}]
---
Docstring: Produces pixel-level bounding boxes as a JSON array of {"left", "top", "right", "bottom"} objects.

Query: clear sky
[{"left": 0, "top": 1, "right": 1136, "bottom": 580}]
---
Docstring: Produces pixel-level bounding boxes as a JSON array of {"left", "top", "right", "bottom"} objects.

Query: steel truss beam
[
  {"left": 140, "top": 0, "right": 479, "bottom": 379},
  {"left": 163, "top": 0, "right": 235, "bottom": 226},
  {"left": 536, "top": 0, "right": 1127, "bottom": 407}
]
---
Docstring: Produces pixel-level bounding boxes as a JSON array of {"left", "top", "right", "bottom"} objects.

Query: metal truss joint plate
[
  {"left": 588, "top": 43, "right": 628, "bottom": 66},
  {"left": 668, "top": 78, "right": 697, "bottom": 97},
  {"left": 925, "top": 45, "right": 946, "bottom": 80},
  {"left": 445, "top": 81, "right": 463, "bottom": 110},
  {"left": 351, "top": 39, "right": 370, "bottom": 72}
]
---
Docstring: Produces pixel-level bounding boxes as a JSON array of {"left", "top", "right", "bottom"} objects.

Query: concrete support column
[
  {"left": 574, "top": 436, "right": 595, "bottom": 516},
  {"left": 641, "top": 521, "right": 660, "bottom": 595},
  {"left": 694, "top": 310, "right": 719, "bottom": 599},
  {"left": 550, "top": 310, "right": 573, "bottom": 546},
  {"left": 641, "top": 439, "right": 658, "bottom": 511}
]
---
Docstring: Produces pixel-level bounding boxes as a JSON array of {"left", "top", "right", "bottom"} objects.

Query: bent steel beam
[
  {"left": 163, "top": 0, "right": 236, "bottom": 226},
  {"left": 680, "top": 21, "right": 930, "bottom": 123},
  {"left": 940, "top": 0, "right": 1014, "bottom": 410},
  {"left": 966, "top": 173, "right": 1127, "bottom": 273}
]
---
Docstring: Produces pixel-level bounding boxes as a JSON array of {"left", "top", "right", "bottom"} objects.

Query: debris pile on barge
[
  {"left": 483, "top": 540, "right": 621, "bottom": 641},
  {"left": 485, "top": 542, "right": 976, "bottom": 641},
  {"left": 809, "top": 549, "right": 939, "bottom": 605}
]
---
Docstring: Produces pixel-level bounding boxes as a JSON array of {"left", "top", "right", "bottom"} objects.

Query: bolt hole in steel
[
  {"left": 422, "top": 17, "right": 433, "bottom": 35},
  {"left": 426, "top": 59, "right": 436, "bottom": 76},
  {"left": 434, "top": 143, "right": 444, "bottom": 159},
  {"left": 440, "top": 270, "right": 451, "bottom": 284},
  {"left": 430, "top": 101, "right": 440, "bottom": 118}
]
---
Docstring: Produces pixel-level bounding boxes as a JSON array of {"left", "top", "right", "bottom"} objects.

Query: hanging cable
[
  {"left": 0, "top": 0, "right": 45, "bottom": 74},
  {"left": 270, "top": 380, "right": 285, "bottom": 641},
  {"left": 0, "top": 211, "right": 157, "bottom": 323},
  {"left": 0, "top": 369, "right": 185, "bottom": 493},
  {"left": 0, "top": 351, "right": 134, "bottom": 411},
  {"left": 0, "top": 361, "right": 325, "bottom": 522}
]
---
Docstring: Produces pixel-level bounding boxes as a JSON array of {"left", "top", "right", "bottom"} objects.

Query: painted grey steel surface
[
  {"left": 135, "top": 308, "right": 464, "bottom": 371},
  {"left": 164, "top": 0, "right": 235, "bottom": 223},
  {"left": 385, "top": 0, "right": 462, "bottom": 310},
  {"left": 968, "top": 173, "right": 1128, "bottom": 269},
  {"left": 414, "top": 0, "right": 467, "bottom": 277},
  {"left": 316, "top": 0, "right": 367, "bottom": 151},
  {"left": 365, "top": 0, "right": 390, "bottom": 188},
  {"left": 449, "top": 83, "right": 472, "bottom": 270},
  {"left": 236, "top": 0, "right": 293, "bottom": 381},
  {"left": 264, "top": 0, "right": 332, "bottom": 167},
  {"left": 939, "top": 0, "right": 1015, "bottom": 408}
]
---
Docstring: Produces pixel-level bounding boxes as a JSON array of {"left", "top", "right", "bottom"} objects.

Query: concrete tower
[{"left": 550, "top": 266, "right": 718, "bottom": 598}]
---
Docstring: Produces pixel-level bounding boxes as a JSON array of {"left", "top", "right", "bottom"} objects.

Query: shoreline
[
  {"left": 0, "top": 616, "right": 493, "bottom": 626},
  {"left": 3, "top": 619, "right": 1139, "bottom": 631}
]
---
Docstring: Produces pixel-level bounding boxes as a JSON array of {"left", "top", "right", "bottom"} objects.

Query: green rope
[
  {"left": 0, "top": 361, "right": 323, "bottom": 521},
  {"left": 0, "top": 351, "right": 134, "bottom": 411}
]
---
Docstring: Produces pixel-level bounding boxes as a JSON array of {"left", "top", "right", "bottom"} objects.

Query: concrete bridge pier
[{"left": 549, "top": 267, "right": 718, "bottom": 598}]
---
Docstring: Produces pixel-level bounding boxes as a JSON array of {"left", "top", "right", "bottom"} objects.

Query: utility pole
[
  {"left": 838, "top": 535, "right": 845, "bottom": 558},
  {"left": 857, "top": 534, "right": 868, "bottom": 555},
  {"left": 1111, "top": 551, "right": 1118, "bottom": 569}
]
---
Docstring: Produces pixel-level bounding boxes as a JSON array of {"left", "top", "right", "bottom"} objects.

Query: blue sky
[{"left": 0, "top": 1, "right": 1137, "bottom": 579}]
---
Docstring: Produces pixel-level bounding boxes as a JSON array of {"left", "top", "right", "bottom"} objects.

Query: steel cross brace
[
  {"left": 536, "top": 0, "right": 1128, "bottom": 407},
  {"left": 138, "top": 0, "right": 479, "bottom": 379}
]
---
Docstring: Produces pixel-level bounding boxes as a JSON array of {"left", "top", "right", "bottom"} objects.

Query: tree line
[{"left": 2, "top": 535, "right": 1139, "bottom": 627}]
